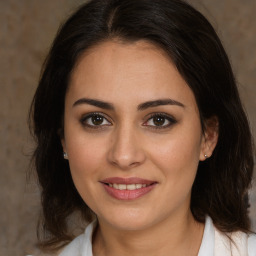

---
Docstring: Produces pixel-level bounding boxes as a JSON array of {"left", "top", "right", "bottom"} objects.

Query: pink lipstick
[{"left": 100, "top": 177, "right": 157, "bottom": 200}]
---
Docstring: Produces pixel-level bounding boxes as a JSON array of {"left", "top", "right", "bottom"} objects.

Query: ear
[
  {"left": 58, "top": 128, "right": 68, "bottom": 158},
  {"left": 61, "top": 137, "right": 66, "bottom": 152},
  {"left": 61, "top": 137, "right": 69, "bottom": 160},
  {"left": 199, "top": 116, "right": 219, "bottom": 161}
]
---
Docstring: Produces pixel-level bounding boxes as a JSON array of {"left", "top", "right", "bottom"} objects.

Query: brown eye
[
  {"left": 91, "top": 115, "right": 104, "bottom": 125},
  {"left": 152, "top": 116, "right": 166, "bottom": 126},
  {"left": 80, "top": 113, "right": 111, "bottom": 128},
  {"left": 143, "top": 113, "right": 177, "bottom": 129}
]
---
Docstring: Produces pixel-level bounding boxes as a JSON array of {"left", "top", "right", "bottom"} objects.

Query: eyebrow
[
  {"left": 73, "top": 98, "right": 114, "bottom": 110},
  {"left": 137, "top": 99, "right": 185, "bottom": 110},
  {"left": 73, "top": 98, "right": 185, "bottom": 110}
]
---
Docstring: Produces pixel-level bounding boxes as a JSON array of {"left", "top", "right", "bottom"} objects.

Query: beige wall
[{"left": 0, "top": 0, "right": 255, "bottom": 255}]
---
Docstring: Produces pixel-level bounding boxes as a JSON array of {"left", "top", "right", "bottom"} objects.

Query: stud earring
[
  {"left": 63, "top": 152, "right": 68, "bottom": 159},
  {"left": 204, "top": 154, "right": 208, "bottom": 159}
]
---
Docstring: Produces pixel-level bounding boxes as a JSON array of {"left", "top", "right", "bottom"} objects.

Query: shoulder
[
  {"left": 58, "top": 221, "right": 95, "bottom": 256},
  {"left": 58, "top": 233, "right": 85, "bottom": 256},
  {"left": 215, "top": 227, "right": 256, "bottom": 256},
  {"left": 248, "top": 233, "right": 256, "bottom": 256}
]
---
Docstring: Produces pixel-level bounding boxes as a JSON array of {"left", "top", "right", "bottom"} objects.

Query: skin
[{"left": 62, "top": 40, "right": 218, "bottom": 256}]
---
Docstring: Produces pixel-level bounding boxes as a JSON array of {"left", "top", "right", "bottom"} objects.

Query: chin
[
  {"left": 110, "top": 218, "right": 152, "bottom": 231},
  {"left": 98, "top": 208, "right": 159, "bottom": 231}
]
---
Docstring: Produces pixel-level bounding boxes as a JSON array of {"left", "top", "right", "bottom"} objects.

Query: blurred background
[{"left": 0, "top": 0, "right": 255, "bottom": 255}]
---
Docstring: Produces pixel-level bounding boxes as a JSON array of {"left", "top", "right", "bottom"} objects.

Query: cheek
[
  {"left": 148, "top": 124, "right": 202, "bottom": 180},
  {"left": 66, "top": 134, "right": 108, "bottom": 183},
  {"left": 66, "top": 136, "right": 109, "bottom": 212}
]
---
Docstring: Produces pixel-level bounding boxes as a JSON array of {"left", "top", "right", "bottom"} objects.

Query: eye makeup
[
  {"left": 79, "top": 111, "right": 177, "bottom": 131},
  {"left": 80, "top": 112, "right": 112, "bottom": 130},
  {"left": 142, "top": 112, "right": 177, "bottom": 130}
]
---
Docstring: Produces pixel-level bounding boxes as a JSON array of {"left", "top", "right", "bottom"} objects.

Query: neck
[{"left": 92, "top": 211, "right": 204, "bottom": 256}]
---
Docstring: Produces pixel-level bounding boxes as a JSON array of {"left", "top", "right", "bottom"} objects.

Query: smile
[
  {"left": 107, "top": 183, "right": 148, "bottom": 190},
  {"left": 100, "top": 177, "right": 157, "bottom": 200}
]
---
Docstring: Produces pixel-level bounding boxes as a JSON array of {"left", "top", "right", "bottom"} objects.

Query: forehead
[
  {"left": 68, "top": 40, "right": 197, "bottom": 110},
  {"left": 72, "top": 39, "right": 172, "bottom": 79}
]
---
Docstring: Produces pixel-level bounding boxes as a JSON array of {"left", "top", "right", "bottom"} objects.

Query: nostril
[
  {"left": 107, "top": 140, "right": 146, "bottom": 169},
  {"left": 129, "top": 161, "right": 140, "bottom": 167}
]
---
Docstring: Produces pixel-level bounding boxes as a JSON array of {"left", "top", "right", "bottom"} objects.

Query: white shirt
[{"left": 59, "top": 216, "right": 256, "bottom": 256}]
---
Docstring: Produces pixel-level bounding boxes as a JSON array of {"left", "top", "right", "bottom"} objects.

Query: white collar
[
  {"left": 81, "top": 220, "right": 96, "bottom": 256},
  {"left": 198, "top": 216, "right": 215, "bottom": 256},
  {"left": 60, "top": 216, "right": 215, "bottom": 256}
]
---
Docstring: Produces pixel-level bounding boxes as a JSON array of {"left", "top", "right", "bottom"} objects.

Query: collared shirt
[{"left": 59, "top": 216, "right": 256, "bottom": 256}]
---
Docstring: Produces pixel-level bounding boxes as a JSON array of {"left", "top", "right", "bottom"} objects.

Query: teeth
[
  {"left": 109, "top": 183, "right": 148, "bottom": 190},
  {"left": 127, "top": 184, "right": 136, "bottom": 190},
  {"left": 119, "top": 184, "right": 126, "bottom": 190},
  {"left": 113, "top": 183, "right": 119, "bottom": 189}
]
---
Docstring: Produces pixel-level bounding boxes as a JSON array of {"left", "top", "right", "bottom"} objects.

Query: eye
[
  {"left": 80, "top": 113, "right": 111, "bottom": 128},
  {"left": 143, "top": 113, "right": 177, "bottom": 129}
]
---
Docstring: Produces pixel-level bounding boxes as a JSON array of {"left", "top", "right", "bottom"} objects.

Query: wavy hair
[{"left": 29, "top": 0, "right": 254, "bottom": 251}]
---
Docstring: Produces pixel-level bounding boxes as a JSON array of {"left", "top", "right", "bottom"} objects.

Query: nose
[{"left": 107, "top": 125, "right": 146, "bottom": 170}]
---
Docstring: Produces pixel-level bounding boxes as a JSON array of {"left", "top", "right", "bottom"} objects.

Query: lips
[{"left": 100, "top": 177, "right": 157, "bottom": 200}]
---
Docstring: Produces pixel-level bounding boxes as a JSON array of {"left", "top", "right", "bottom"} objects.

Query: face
[{"left": 62, "top": 40, "right": 214, "bottom": 231}]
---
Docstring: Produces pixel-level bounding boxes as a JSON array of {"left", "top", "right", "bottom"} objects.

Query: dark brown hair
[{"left": 29, "top": 0, "right": 255, "bottom": 251}]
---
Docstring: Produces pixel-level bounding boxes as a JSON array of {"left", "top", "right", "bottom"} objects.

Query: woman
[{"left": 29, "top": 0, "right": 256, "bottom": 255}]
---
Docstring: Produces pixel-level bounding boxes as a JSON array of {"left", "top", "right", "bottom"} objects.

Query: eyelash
[
  {"left": 80, "top": 112, "right": 111, "bottom": 130},
  {"left": 143, "top": 113, "right": 177, "bottom": 129},
  {"left": 80, "top": 112, "right": 177, "bottom": 130}
]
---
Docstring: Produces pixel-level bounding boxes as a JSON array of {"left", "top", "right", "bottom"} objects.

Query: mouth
[
  {"left": 100, "top": 177, "right": 157, "bottom": 200},
  {"left": 103, "top": 183, "right": 153, "bottom": 190}
]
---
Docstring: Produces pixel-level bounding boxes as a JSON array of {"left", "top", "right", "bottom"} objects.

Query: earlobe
[
  {"left": 200, "top": 116, "right": 219, "bottom": 161},
  {"left": 63, "top": 151, "right": 68, "bottom": 159},
  {"left": 61, "top": 138, "right": 66, "bottom": 151},
  {"left": 61, "top": 140, "right": 69, "bottom": 160},
  {"left": 59, "top": 129, "right": 68, "bottom": 159}
]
